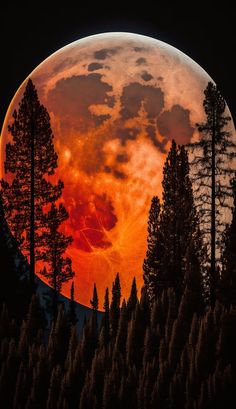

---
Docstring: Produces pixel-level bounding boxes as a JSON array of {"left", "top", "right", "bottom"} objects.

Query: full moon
[{"left": 1, "top": 33, "right": 235, "bottom": 308}]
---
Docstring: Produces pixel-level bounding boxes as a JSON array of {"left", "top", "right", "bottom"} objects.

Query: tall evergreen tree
[
  {"left": 47, "top": 305, "right": 71, "bottom": 367},
  {"left": 189, "top": 82, "right": 235, "bottom": 305},
  {"left": 145, "top": 141, "right": 204, "bottom": 302},
  {"left": 127, "top": 277, "right": 138, "bottom": 318},
  {"left": 99, "top": 288, "right": 110, "bottom": 347},
  {"left": 221, "top": 176, "right": 236, "bottom": 306},
  {"left": 40, "top": 203, "right": 74, "bottom": 317},
  {"left": 114, "top": 299, "right": 127, "bottom": 355},
  {"left": 90, "top": 284, "right": 99, "bottom": 311},
  {"left": 110, "top": 273, "right": 121, "bottom": 339},
  {"left": 1, "top": 79, "right": 63, "bottom": 289},
  {"left": 143, "top": 196, "right": 161, "bottom": 303},
  {"left": 69, "top": 281, "right": 77, "bottom": 325}
]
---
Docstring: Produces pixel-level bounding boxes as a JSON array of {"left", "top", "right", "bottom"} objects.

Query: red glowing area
[{"left": 2, "top": 33, "right": 234, "bottom": 309}]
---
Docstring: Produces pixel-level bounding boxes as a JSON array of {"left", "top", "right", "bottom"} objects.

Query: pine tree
[
  {"left": 110, "top": 273, "right": 121, "bottom": 339},
  {"left": 47, "top": 305, "right": 71, "bottom": 367},
  {"left": 69, "top": 281, "right": 77, "bottom": 325},
  {"left": 40, "top": 203, "right": 74, "bottom": 317},
  {"left": 90, "top": 284, "right": 99, "bottom": 311},
  {"left": 221, "top": 176, "right": 236, "bottom": 306},
  {"left": 127, "top": 277, "right": 138, "bottom": 318},
  {"left": 114, "top": 299, "right": 127, "bottom": 355},
  {"left": 99, "top": 288, "right": 110, "bottom": 347},
  {"left": 146, "top": 141, "right": 204, "bottom": 302},
  {"left": 143, "top": 196, "right": 160, "bottom": 302},
  {"left": 126, "top": 302, "right": 145, "bottom": 369},
  {"left": 189, "top": 82, "right": 235, "bottom": 306},
  {"left": 1, "top": 79, "right": 63, "bottom": 289},
  {"left": 80, "top": 314, "right": 98, "bottom": 372},
  {"left": 65, "top": 325, "right": 78, "bottom": 371}
]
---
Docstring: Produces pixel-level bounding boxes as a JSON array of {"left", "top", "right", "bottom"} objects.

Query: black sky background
[{"left": 1, "top": 1, "right": 235, "bottom": 131}]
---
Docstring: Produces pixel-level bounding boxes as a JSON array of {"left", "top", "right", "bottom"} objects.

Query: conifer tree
[
  {"left": 127, "top": 277, "right": 138, "bottom": 318},
  {"left": 114, "top": 299, "right": 127, "bottom": 355},
  {"left": 1, "top": 79, "right": 63, "bottom": 289},
  {"left": 69, "top": 281, "right": 77, "bottom": 325},
  {"left": 90, "top": 284, "right": 99, "bottom": 311},
  {"left": 145, "top": 141, "right": 204, "bottom": 302},
  {"left": 189, "top": 82, "right": 236, "bottom": 305},
  {"left": 40, "top": 203, "right": 74, "bottom": 317},
  {"left": 99, "top": 288, "right": 110, "bottom": 347},
  {"left": 47, "top": 305, "right": 71, "bottom": 367},
  {"left": 143, "top": 196, "right": 160, "bottom": 302},
  {"left": 80, "top": 313, "right": 98, "bottom": 371},
  {"left": 110, "top": 273, "right": 121, "bottom": 338}
]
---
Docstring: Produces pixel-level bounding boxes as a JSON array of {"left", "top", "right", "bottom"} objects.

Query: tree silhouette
[
  {"left": 69, "top": 281, "right": 77, "bottom": 325},
  {"left": 127, "top": 277, "right": 138, "bottom": 318},
  {"left": 0, "top": 270, "right": 236, "bottom": 409},
  {"left": 90, "top": 284, "right": 99, "bottom": 311},
  {"left": 40, "top": 203, "right": 74, "bottom": 318},
  {"left": 99, "top": 288, "right": 110, "bottom": 347},
  {"left": 143, "top": 196, "right": 161, "bottom": 303},
  {"left": 189, "top": 81, "right": 236, "bottom": 305},
  {"left": 1, "top": 79, "right": 63, "bottom": 290},
  {"left": 145, "top": 141, "right": 204, "bottom": 302},
  {"left": 110, "top": 273, "right": 121, "bottom": 339}
]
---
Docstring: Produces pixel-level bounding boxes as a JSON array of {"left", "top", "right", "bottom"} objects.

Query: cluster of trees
[
  {"left": 144, "top": 82, "right": 236, "bottom": 308},
  {"left": 0, "top": 275, "right": 235, "bottom": 409},
  {"left": 189, "top": 82, "right": 236, "bottom": 305},
  {"left": 0, "top": 80, "right": 236, "bottom": 408},
  {"left": 0, "top": 79, "right": 74, "bottom": 317}
]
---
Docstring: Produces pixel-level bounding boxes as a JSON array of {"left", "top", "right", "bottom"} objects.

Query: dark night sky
[{"left": 1, "top": 1, "right": 235, "bottom": 130}]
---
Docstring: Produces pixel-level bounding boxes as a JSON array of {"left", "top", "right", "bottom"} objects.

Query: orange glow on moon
[{"left": 1, "top": 33, "right": 235, "bottom": 309}]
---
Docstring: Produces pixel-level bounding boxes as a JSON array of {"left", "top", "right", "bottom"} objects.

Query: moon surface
[{"left": 1, "top": 32, "right": 235, "bottom": 309}]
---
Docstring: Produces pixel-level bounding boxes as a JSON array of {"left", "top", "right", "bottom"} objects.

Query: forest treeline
[
  {"left": 0, "top": 80, "right": 236, "bottom": 408},
  {"left": 0, "top": 275, "right": 236, "bottom": 409}
]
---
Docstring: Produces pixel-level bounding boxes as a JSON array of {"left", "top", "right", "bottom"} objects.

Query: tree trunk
[
  {"left": 30, "top": 111, "right": 35, "bottom": 291},
  {"left": 211, "top": 106, "right": 216, "bottom": 306}
]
